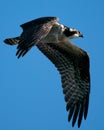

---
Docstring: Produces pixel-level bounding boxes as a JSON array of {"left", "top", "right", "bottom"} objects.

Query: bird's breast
[{"left": 42, "top": 30, "right": 59, "bottom": 43}]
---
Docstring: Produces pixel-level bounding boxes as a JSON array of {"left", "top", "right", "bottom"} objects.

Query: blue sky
[{"left": 0, "top": 0, "right": 104, "bottom": 130}]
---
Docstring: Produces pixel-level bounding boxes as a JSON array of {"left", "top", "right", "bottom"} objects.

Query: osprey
[{"left": 4, "top": 17, "right": 90, "bottom": 128}]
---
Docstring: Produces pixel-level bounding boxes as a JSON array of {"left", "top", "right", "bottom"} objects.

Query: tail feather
[{"left": 4, "top": 37, "right": 20, "bottom": 45}]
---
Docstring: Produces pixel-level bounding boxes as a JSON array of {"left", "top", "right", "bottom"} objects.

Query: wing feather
[
  {"left": 16, "top": 17, "right": 58, "bottom": 58},
  {"left": 37, "top": 41, "right": 90, "bottom": 127}
]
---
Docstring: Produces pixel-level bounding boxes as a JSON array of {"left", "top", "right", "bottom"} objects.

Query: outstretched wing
[
  {"left": 16, "top": 17, "right": 58, "bottom": 58},
  {"left": 37, "top": 41, "right": 90, "bottom": 127}
]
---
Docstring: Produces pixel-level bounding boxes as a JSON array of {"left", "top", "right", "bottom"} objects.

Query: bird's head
[{"left": 63, "top": 26, "right": 83, "bottom": 39}]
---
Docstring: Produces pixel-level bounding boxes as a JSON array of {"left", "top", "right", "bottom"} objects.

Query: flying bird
[{"left": 4, "top": 17, "right": 90, "bottom": 128}]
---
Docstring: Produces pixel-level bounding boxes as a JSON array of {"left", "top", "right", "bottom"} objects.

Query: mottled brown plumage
[{"left": 4, "top": 17, "right": 90, "bottom": 127}]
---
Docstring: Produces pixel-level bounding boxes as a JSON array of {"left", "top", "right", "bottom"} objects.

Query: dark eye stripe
[{"left": 63, "top": 28, "right": 76, "bottom": 37}]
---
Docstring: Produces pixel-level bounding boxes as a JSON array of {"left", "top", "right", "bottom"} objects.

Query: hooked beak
[{"left": 79, "top": 33, "right": 84, "bottom": 38}]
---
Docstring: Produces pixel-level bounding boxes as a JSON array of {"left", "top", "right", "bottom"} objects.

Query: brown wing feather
[
  {"left": 37, "top": 41, "right": 90, "bottom": 128},
  {"left": 16, "top": 17, "right": 58, "bottom": 58}
]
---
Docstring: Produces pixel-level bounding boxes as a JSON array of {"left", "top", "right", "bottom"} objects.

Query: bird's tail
[{"left": 4, "top": 37, "right": 20, "bottom": 45}]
